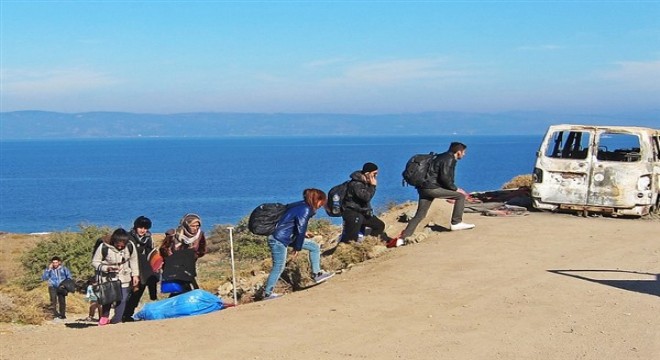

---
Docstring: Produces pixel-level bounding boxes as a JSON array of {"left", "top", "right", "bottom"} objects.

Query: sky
[{"left": 1, "top": 1, "right": 659, "bottom": 115}]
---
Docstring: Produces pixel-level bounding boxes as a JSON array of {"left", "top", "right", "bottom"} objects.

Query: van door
[
  {"left": 535, "top": 127, "right": 594, "bottom": 207},
  {"left": 587, "top": 131, "right": 646, "bottom": 209},
  {"left": 653, "top": 134, "right": 660, "bottom": 211}
]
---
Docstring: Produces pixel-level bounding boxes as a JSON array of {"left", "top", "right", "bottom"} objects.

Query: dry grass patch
[{"left": 502, "top": 174, "right": 533, "bottom": 189}]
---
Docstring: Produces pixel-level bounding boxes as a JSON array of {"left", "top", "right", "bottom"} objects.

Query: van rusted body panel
[{"left": 532, "top": 124, "right": 660, "bottom": 216}]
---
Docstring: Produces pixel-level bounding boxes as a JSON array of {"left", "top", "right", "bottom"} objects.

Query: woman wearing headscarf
[{"left": 159, "top": 213, "right": 207, "bottom": 295}]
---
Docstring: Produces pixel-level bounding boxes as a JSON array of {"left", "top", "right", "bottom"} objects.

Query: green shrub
[
  {"left": 207, "top": 218, "right": 269, "bottom": 261},
  {"left": 306, "top": 218, "right": 333, "bottom": 234},
  {"left": 205, "top": 223, "right": 233, "bottom": 254},
  {"left": 19, "top": 225, "right": 110, "bottom": 290}
]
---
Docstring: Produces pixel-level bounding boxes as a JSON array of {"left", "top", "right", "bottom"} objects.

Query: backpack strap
[{"left": 101, "top": 242, "right": 134, "bottom": 264}]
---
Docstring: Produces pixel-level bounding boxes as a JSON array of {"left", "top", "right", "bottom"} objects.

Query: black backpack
[
  {"left": 402, "top": 152, "right": 436, "bottom": 187},
  {"left": 325, "top": 181, "right": 350, "bottom": 217},
  {"left": 248, "top": 203, "right": 289, "bottom": 235}
]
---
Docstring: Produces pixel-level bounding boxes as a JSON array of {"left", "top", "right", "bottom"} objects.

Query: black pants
[
  {"left": 48, "top": 286, "right": 66, "bottom": 318},
  {"left": 122, "top": 277, "right": 158, "bottom": 321},
  {"left": 340, "top": 208, "right": 386, "bottom": 243}
]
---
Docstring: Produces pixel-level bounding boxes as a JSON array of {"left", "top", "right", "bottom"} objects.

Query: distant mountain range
[{"left": 1, "top": 110, "right": 658, "bottom": 139}]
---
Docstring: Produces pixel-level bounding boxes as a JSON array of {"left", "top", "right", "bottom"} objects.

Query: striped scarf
[{"left": 176, "top": 213, "right": 202, "bottom": 246}]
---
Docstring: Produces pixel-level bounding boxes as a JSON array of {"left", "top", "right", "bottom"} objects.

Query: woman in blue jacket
[
  {"left": 263, "top": 188, "right": 335, "bottom": 300},
  {"left": 41, "top": 256, "right": 72, "bottom": 319}
]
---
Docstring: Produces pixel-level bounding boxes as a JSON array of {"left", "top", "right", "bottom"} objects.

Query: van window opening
[
  {"left": 652, "top": 135, "right": 660, "bottom": 162},
  {"left": 596, "top": 133, "right": 641, "bottom": 162},
  {"left": 546, "top": 130, "right": 590, "bottom": 159}
]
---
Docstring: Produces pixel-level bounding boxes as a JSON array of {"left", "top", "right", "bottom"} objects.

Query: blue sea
[{"left": 0, "top": 135, "right": 542, "bottom": 233}]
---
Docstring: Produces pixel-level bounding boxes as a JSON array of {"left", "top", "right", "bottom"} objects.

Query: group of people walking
[{"left": 43, "top": 141, "right": 475, "bottom": 324}]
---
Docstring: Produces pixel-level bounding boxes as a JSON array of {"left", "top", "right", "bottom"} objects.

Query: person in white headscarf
[
  {"left": 159, "top": 213, "right": 207, "bottom": 295},
  {"left": 161, "top": 213, "right": 207, "bottom": 258}
]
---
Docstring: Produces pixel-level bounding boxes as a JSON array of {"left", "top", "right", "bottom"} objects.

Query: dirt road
[{"left": 1, "top": 210, "right": 658, "bottom": 360}]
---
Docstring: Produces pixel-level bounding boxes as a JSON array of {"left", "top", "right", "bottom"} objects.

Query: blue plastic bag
[
  {"left": 134, "top": 289, "right": 224, "bottom": 321},
  {"left": 160, "top": 280, "right": 185, "bottom": 294}
]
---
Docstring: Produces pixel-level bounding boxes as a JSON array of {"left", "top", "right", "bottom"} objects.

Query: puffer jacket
[
  {"left": 424, "top": 150, "right": 458, "bottom": 191},
  {"left": 41, "top": 266, "right": 72, "bottom": 288},
  {"left": 343, "top": 171, "right": 376, "bottom": 216},
  {"left": 271, "top": 201, "right": 314, "bottom": 251},
  {"left": 91, "top": 243, "right": 139, "bottom": 288}
]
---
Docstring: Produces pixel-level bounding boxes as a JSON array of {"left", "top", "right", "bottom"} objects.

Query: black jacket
[
  {"left": 128, "top": 229, "right": 156, "bottom": 284},
  {"left": 161, "top": 248, "right": 197, "bottom": 282},
  {"left": 128, "top": 229, "right": 153, "bottom": 255},
  {"left": 424, "top": 151, "right": 458, "bottom": 191},
  {"left": 343, "top": 171, "right": 376, "bottom": 216}
]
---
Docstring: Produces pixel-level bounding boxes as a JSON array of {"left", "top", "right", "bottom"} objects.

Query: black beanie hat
[
  {"left": 133, "top": 216, "right": 152, "bottom": 229},
  {"left": 362, "top": 162, "right": 378, "bottom": 173}
]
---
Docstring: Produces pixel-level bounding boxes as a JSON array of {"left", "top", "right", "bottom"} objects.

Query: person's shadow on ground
[
  {"left": 64, "top": 322, "right": 99, "bottom": 329},
  {"left": 548, "top": 269, "right": 660, "bottom": 297}
]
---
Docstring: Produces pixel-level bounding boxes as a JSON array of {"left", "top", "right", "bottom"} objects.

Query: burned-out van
[{"left": 532, "top": 124, "right": 660, "bottom": 216}]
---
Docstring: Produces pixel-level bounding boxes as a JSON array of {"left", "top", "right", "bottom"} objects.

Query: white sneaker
[
  {"left": 264, "top": 293, "right": 282, "bottom": 300},
  {"left": 450, "top": 222, "right": 475, "bottom": 231},
  {"left": 313, "top": 271, "right": 335, "bottom": 284}
]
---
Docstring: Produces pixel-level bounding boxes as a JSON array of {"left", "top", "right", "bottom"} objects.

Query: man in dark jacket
[
  {"left": 122, "top": 216, "right": 157, "bottom": 321},
  {"left": 340, "top": 162, "right": 391, "bottom": 244},
  {"left": 401, "top": 142, "right": 475, "bottom": 243}
]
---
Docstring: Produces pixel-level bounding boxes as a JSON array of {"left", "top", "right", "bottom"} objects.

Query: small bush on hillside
[
  {"left": 0, "top": 285, "right": 49, "bottom": 324},
  {"left": 0, "top": 282, "right": 90, "bottom": 325},
  {"left": 306, "top": 218, "right": 337, "bottom": 238},
  {"left": 19, "top": 225, "right": 110, "bottom": 290},
  {"left": 331, "top": 238, "right": 382, "bottom": 268},
  {"left": 207, "top": 218, "right": 269, "bottom": 261},
  {"left": 502, "top": 174, "right": 533, "bottom": 189},
  {"left": 205, "top": 223, "right": 233, "bottom": 254}
]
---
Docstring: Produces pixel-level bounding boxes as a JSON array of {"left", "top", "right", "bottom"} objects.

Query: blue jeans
[
  {"left": 264, "top": 236, "right": 321, "bottom": 296},
  {"left": 101, "top": 286, "right": 130, "bottom": 324}
]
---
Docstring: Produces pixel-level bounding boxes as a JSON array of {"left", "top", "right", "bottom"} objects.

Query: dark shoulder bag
[{"left": 93, "top": 265, "right": 123, "bottom": 305}]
